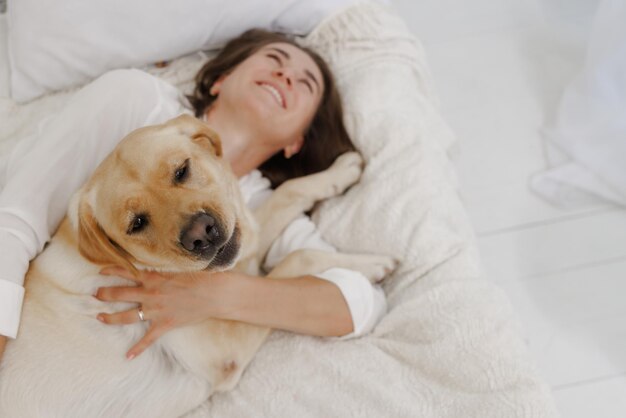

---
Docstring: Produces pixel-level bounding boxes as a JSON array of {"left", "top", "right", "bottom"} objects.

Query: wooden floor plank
[
  {"left": 553, "top": 375, "right": 626, "bottom": 418},
  {"left": 478, "top": 209, "right": 626, "bottom": 281}
]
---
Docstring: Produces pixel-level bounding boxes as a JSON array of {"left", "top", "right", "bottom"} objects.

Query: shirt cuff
[
  {"left": 0, "top": 227, "right": 32, "bottom": 287},
  {"left": 0, "top": 227, "right": 32, "bottom": 338},
  {"left": 0, "top": 279, "right": 25, "bottom": 338},
  {"left": 314, "top": 267, "right": 387, "bottom": 340}
]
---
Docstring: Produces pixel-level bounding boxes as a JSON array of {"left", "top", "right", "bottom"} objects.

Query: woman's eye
[
  {"left": 128, "top": 214, "right": 149, "bottom": 235},
  {"left": 174, "top": 159, "right": 190, "bottom": 183},
  {"left": 300, "top": 79, "right": 313, "bottom": 94},
  {"left": 267, "top": 54, "right": 281, "bottom": 65}
]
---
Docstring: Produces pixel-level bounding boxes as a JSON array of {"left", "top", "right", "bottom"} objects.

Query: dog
[{"left": 0, "top": 114, "right": 396, "bottom": 417}]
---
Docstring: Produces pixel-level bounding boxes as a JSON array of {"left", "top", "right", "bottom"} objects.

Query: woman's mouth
[{"left": 257, "top": 82, "right": 286, "bottom": 108}]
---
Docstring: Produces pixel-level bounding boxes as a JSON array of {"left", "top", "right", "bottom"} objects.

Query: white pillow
[{"left": 6, "top": 0, "right": 358, "bottom": 103}]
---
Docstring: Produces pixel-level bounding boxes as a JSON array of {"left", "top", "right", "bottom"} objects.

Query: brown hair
[{"left": 187, "top": 29, "right": 355, "bottom": 188}]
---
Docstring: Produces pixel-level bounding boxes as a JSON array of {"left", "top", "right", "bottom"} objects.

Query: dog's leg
[
  {"left": 267, "top": 249, "right": 398, "bottom": 285},
  {"left": 254, "top": 152, "right": 363, "bottom": 259}
]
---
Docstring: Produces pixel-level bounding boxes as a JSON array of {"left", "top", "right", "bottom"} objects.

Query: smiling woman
[{"left": 188, "top": 29, "right": 355, "bottom": 187}]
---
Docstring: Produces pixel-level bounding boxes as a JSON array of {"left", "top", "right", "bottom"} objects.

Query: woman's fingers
[
  {"left": 95, "top": 285, "right": 144, "bottom": 303},
  {"left": 94, "top": 268, "right": 190, "bottom": 359},
  {"left": 96, "top": 306, "right": 172, "bottom": 360},
  {"left": 126, "top": 325, "right": 169, "bottom": 360},
  {"left": 99, "top": 265, "right": 142, "bottom": 283},
  {"left": 97, "top": 308, "right": 143, "bottom": 325}
]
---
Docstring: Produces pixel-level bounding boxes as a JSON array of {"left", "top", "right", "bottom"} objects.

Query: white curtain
[{"left": 531, "top": 0, "right": 626, "bottom": 209}]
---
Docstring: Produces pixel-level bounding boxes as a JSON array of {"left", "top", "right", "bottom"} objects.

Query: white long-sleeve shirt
[{"left": 0, "top": 69, "right": 386, "bottom": 340}]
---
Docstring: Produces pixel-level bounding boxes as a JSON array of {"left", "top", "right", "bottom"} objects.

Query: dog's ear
[
  {"left": 77, "top": 194, "right": 138, "bottom": 275},
  {"left": 170, "top": 114, "right": 222, "bottom": 157},
  {"left": 191, "top": 129, "right": 222, "bottom": 157}
]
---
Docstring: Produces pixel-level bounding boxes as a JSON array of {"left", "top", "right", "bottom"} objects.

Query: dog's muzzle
[{"left": 179, "top": 211, "right": 240, "bottom": 267}]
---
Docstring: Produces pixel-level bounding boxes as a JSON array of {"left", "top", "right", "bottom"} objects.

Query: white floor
[{"left": 388, "top": 0, "right": 626, "bottom": 416}]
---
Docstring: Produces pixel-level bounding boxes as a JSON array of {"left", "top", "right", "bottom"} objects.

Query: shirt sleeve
[
  {"left": 263, "top": 214, "right": 387, "bottom": 340},
  {"left": 0, "top": 69, "right": 188, "bottom": 338},
  {"left": 315, "top": 268, "right": 387, "bottom": 340}
]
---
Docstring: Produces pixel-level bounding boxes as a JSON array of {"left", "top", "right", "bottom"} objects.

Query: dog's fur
[{"left": 0, "top": 115, "right": 395, "bottom": 417}]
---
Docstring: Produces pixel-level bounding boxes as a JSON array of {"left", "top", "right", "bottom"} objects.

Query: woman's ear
[
  {"left": 210, "top": 74, "right": 228, "bottom": 96},
  {"left": 283, "top": 136, "right": 304, "bottom": 159}
]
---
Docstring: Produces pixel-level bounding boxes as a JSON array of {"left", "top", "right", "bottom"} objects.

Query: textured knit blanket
[{"left": 0, "top": 2, "right": 559, "bottom": 417}]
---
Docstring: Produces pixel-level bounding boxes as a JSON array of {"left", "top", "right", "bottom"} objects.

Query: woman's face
[{"left": 209, "top": 42, "right": 325, "bottom": 152}]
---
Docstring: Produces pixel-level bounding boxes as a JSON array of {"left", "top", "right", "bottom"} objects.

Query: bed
[{"left": 0, "top": 2, "right": 558, "bottom": 417}]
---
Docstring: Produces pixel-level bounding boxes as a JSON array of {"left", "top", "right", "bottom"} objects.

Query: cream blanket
[{"left": 0, "top": 2, "right": 558, "bottom": 417}]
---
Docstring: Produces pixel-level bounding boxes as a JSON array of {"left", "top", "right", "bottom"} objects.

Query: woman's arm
[
  {"left": 213, "top": 272, "right": 354, "bottom": 337},
  {"left": 262, "top": 216, "right": 387, "bottom": 340},
  {"left": 95, "top": 267, "right": 354, "bottom": 359}
]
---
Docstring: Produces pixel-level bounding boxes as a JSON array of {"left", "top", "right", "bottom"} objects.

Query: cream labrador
[{"left": 0, "top": 115, "right": 396, "bottom": 417}]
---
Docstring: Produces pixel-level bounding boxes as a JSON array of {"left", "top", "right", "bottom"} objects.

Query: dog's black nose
[{"left": 180, "top": 212, "right": 225, "bottom": 254}]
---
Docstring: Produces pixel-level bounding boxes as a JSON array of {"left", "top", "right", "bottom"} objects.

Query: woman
[{"left": 0, "top": 30, "right": 386, "bottom": 362}]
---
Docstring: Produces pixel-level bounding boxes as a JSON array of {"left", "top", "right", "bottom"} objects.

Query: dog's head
[{"left": 69, "top": 114, "right": 256, "bottom": 274}]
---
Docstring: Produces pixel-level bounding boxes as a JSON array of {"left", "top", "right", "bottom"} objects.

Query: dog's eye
[
  {"left": 174, "top": 159, "right": 190, "bottom": 183},
  {"left": 128, "top": 214, "right": 149, "bottom": 235}
]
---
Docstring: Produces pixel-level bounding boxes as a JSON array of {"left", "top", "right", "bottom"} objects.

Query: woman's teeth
[{"left": 260, "top": 83, "right": 285, "bottom": 108}]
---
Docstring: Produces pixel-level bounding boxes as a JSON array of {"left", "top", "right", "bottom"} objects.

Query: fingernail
[
  {"left": 96, "top": 314, "right": 104, "bottom": 322},
  {"left": 127, "top": 353, "right": 135, "bottom": 360}
]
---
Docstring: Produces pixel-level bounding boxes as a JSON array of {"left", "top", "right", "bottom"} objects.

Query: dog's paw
[
  {"left": 355, "top": 254, "right": 399, "bottom": 284},
  {"left": 324, "top": 152, "right": 364, "bottom": 197},
  {"left": 277, "top": 152, "right": 363, "bottom": 204}
]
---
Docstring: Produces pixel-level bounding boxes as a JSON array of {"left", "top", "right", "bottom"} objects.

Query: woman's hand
[
  {"left": 95, "top": 266, "right": 354, "bottom": 360},
  {"left": 95, "top": 266, "right": 227, "bottom": 360}
]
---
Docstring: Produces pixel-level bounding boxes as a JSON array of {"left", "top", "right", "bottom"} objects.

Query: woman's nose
[{"left": 273, "top": 68, "right": 293, "bottom": 88}]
